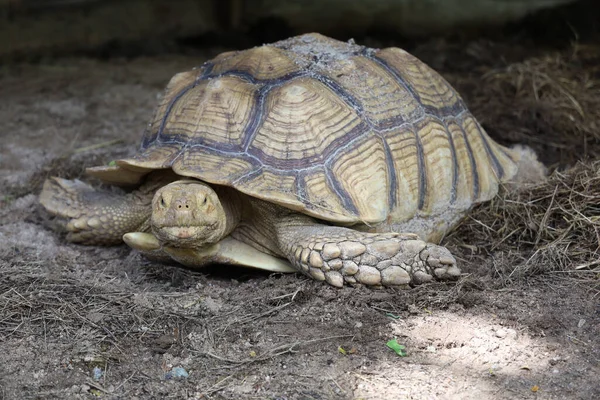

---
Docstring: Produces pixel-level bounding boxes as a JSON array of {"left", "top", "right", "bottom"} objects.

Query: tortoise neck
[{"left": 213, "top": 185, "right": 244, "bottom": 238}]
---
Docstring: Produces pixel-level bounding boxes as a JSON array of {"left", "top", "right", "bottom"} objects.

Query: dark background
[{"left": 1, "top": 0, "right": 599, "bottom": 61}]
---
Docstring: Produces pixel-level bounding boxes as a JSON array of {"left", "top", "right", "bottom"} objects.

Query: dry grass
[
  {"left": 449, "top": 161, "right": 600, "bottom": 287},
  {"left": 448, "top": 42, "right": 600, "bottom": 169},
  {"left": 425, "top": 40, "right": 600, "bottom": 293}
]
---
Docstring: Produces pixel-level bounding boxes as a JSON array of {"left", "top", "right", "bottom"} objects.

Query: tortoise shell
[{"left": 88, "top": 33, "right": 518, "bottom": 225}]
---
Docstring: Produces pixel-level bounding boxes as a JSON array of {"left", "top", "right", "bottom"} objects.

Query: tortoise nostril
[{"left": 174, "top": 197, "right": 193, "bottom": 211}]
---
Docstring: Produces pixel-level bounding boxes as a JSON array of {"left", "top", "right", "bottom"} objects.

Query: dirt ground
[{"left": 1, "top": 34, "right": 599, "bottom": 400}]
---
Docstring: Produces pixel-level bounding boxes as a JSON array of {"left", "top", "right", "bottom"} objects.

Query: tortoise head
[{"left": 150, "top": 180, "right": 228, "bottom": 248}]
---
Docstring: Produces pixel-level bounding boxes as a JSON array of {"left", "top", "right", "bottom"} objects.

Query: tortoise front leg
[
  {"left": 39, "top": 177, "right": 153, "bottom": 245},
  {"left": 276, "top": 225, "right": 460, "bottom": 288}
]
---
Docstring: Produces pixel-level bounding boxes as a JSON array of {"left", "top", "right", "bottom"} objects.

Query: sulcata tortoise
[{"left": 39, "top": 33, "right": 544, "bottom": 288}]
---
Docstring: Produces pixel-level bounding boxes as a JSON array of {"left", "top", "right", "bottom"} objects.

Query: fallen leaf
[{"left": 386, "top": 339, "right": 407, "bottom": 357}]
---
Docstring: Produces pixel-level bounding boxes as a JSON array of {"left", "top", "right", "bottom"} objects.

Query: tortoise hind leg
[
  {"left": 275, "top": 225, "right": 460, "bottom": 288},
  {"left": 39, "top": 177, "right": 152, "bottom": 245}
]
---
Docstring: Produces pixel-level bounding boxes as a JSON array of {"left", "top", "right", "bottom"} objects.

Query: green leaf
[
  {"left": 386, "top": 339, "right": 407, "bottom": 357},
  {"left": 108, "top": 160, "right": 117, "bottom": 166}
]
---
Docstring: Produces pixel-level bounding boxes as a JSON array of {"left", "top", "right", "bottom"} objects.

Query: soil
[{"left": 1, "top": 37, "right": 599, "bottom": 399}]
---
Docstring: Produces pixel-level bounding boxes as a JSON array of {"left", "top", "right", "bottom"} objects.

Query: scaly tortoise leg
[
  {"left": 39, "top": 177, "right": 153, "bottom": 245},
  {"left": 277, "top": 226, "right": 460, "bottom": 287}
]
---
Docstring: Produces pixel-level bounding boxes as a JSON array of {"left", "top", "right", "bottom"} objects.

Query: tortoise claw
[{"left": 123, "top": 232, "right": 161, "bottom": 251}]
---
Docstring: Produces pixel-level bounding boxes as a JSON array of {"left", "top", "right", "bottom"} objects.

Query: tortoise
[{"left": 39, "top": 33, "right": 544, "bottom": 288}]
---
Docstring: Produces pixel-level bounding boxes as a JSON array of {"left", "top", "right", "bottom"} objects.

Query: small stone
[
  {"left": 339, "top": 241, "right": 367, "bottom": 258},
  {"left": 368, "top": 240, "right": 402, "bottom": 258},
  {"left": 376, "top": 260, "right": 393, "bottom": 270},
  {"left": 93, "top": 367, "right": 103, "bottom": 381},
  {"left": 578, "top": 319, "right": 586, "bottom": 328},
  {"left": 301, "top": 248, "right": 310, "bottom": 264},
  {"left": 324, "top": 271, "right": 344, "bottom": 287},
  {"left": 321, "top": 243, "right": 341, "bottom": 260},
  {"left": 495, "top": 329, "right": 508, "bottom": 338},
  {"left": 328, "top": 259, "right": 343, "bottom": 270},
  {"left": 354, "top": 321, "right": 363, "bottom": 328},
  {"left": 341, "top": 260, "right": 359, "bottom": 275},
  {"left": 309, "top": 251, "right": 323, "bottom": 268},
  {"left": 354, "top": 265, "right": 381, "bottom": 285},
  {"left": 360, "top": 254, "right": 379, "bottom": 266},
  {"left": 165, "top": 367, "right": 189, "bottom": 380},
  {"left": 309, "top": 267, "right": 326, "bottom": 281},
  {"left": 381, "top": 266, "right": 411, "bottom": 285}
]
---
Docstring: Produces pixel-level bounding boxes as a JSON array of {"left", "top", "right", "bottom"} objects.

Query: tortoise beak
[{"left": 157, "top": 226, "right": 205, "bottom": 243}]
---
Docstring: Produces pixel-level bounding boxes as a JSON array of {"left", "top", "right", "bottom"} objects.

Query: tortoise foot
[{"left": 288, "top": 232, "right": 460, "bottom": 288}]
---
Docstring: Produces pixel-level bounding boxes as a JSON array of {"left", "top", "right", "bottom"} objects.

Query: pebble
[
  {"left": 495, "top": 329, "right": 508, "bottom": 338},
  {"left": 93, "top": 366, "right": 103, "bottom": 381},
  {"left": 165, "top": 367, "right": 189, "bottom": 380}
]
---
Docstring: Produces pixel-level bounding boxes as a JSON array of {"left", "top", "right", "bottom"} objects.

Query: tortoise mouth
[{"left": 155, "top": 226, "right": 210, "bottom": 245}]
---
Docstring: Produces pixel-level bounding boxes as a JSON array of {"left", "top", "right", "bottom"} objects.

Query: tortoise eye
[
  {"left": 202, "top": 197, "right": 208, "bottom": 206},
  {"left": 160, "top": 197, "right": 166, "bottom": 208}
]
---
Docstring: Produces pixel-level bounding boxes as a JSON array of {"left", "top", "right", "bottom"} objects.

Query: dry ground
[{"left": 1, "top": 36, "right": 599, "bottom": 399}]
